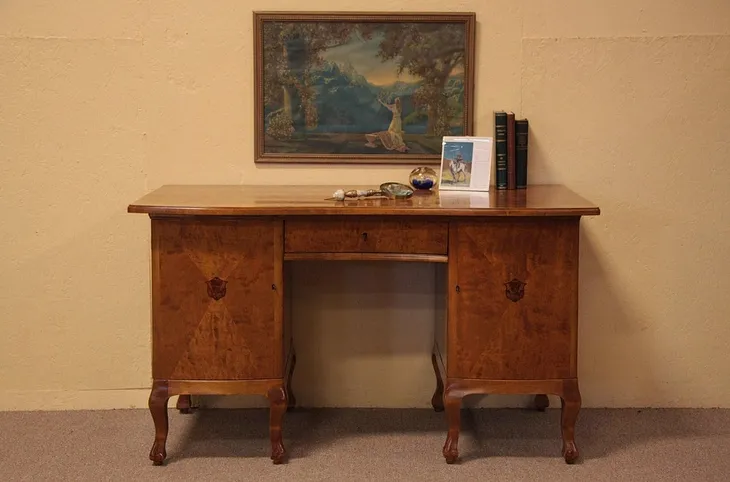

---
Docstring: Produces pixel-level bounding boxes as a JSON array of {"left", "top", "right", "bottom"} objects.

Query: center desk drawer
[{"left": 285, "top": 218, "right": 448, "bottom": 254}]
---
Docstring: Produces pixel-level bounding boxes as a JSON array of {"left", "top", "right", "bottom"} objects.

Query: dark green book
[
  {"left": 494, "top": 111, "right": 508, "bottom": 190},
  {"left": 515, "top": 119, "right": 529, "bottom": 189}
]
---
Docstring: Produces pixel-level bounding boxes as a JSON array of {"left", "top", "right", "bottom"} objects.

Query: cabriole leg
[
  {"left": 534, "top": 394, "right": 550, "bottom": 411},
  {"left": 148, "top": 381, "right": 170, "bottom": 465},
  {"left": 268, "top": 386, "right": 288, "bottom": 464},
  {"left": 286, "top": 351, "right": 297, "bottom": 409},
  {"left": 560, "top": 380, "right": 581, "bottom": 464},
  {"left": 431, "top": 353, "right": 445, "bottom": 412},
  {"left": 442, "top": 388, "right": 462, "bottom": 464},
  {"left": 176, "top": 394, "right": 193, "bottom": 414}
]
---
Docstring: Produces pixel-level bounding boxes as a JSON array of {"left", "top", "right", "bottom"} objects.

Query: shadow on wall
[
  {"left": 200, "top": 219, "right": 657, "bottom": 411},
  {"left": 202, "top": 260, "right": 439, "bottom": 409},
  {"left": 578, "top": 214, "right": 663, "bottom": 408}
]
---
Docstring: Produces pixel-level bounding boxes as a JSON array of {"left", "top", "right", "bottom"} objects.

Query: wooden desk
[{"left": 128, "top": 184, "right": 600, "bottom": 465}]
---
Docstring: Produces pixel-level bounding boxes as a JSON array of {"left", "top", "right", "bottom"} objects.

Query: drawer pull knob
[
  {"left": 504, "top": 278, "right": 526, "bottom": 302},
  {"left": 455, "top": 285, "right": 460, "bottom": 293},
  {"left": 361, "top": 232, "right": 368, "bottom": 241}
]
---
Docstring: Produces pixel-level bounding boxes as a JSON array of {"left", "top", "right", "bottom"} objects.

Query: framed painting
[{"left": 253, "top": 11, "right": 476, "bottom": 164}]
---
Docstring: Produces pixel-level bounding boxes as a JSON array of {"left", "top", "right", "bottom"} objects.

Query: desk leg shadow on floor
[{"left": 162, "top": 406, "right": 730, "bottom": 465}]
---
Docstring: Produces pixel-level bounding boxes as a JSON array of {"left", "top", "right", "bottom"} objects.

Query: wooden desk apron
[{"left": 128, "top": 184, "right": 600, "bottom": 465}]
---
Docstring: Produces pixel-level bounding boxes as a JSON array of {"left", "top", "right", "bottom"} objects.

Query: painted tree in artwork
[
  {"left": 262, "top": 22, "right": 359, "bottom": 139},
  {"left": 375, "top": 23, "right": 466, "bottom": 137}
]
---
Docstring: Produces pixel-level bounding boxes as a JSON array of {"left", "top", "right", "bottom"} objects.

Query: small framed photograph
[{"left": 438, "top": 136, "right": 493, "bottom": 191}]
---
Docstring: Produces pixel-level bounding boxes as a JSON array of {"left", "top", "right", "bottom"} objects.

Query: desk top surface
[{"left": 128, "top": 184, "right": 600, "bottom": 217}]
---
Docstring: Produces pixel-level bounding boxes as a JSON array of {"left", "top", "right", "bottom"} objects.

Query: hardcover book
[
  {"left": 494, "top": 111, "right": 508, "bottom": 189},
  {"left": 507, "top": 112, "right": 516, "bottom": 189},
  {"left": 515, "top": 119, "right": 529, "bottom": 188}
]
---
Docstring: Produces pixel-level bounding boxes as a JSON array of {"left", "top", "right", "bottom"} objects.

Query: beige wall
[{"left": 1, "top": 0, "right": 729, "bottom": 411}]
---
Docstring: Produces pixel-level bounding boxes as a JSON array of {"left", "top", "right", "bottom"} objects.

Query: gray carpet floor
[{"left": 1, "top": 407, "right": 729, "bottom": 481}]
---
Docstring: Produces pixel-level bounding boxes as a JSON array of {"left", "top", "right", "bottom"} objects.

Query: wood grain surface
[
  {"left": 128, "top": 184, "right": 600, "bottom": 217},
  {"left": 447, "top": 218, "right": 579, "bottom": 380},
  {"left": 151, "top": 217, "right": 283, "bottom": 380},
  {"left": 285, "top": 217, "right": 448, "bottom": 254}
]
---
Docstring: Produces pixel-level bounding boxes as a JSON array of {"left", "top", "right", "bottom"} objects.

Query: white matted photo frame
[{"left": 438, "top": 136, "right": 493, "bottom": 191}]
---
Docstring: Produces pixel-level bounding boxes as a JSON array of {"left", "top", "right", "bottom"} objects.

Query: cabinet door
[
  {"left": 448, "top": 218, "right": 579, "bottom": 380},
  {"left": 151, "top": 218, "right": 282, "bottom": 380}
]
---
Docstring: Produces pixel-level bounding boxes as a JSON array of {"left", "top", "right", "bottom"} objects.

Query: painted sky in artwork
[
  {"left": 443, "top": 141, "right": 474, "bottom": 162},
  {"left": 321, "top": 32, "right": 420, "bottom": 86},
  {"left": 322, "top": 30, "right": 466, "bottom": 86}
]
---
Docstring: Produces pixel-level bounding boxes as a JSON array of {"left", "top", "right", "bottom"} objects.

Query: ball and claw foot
[
  {"left": 270, "top": 441, "right": 286, "bottom": 464},
  {"left": 149, "top": 441, "right": 167, "bottom": 466},
  {"left": 443, "top": 436, "right": 459, "bottom": 464},
  {"left": 562, "top": 441, "right": 579, "bottom": 464}
]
